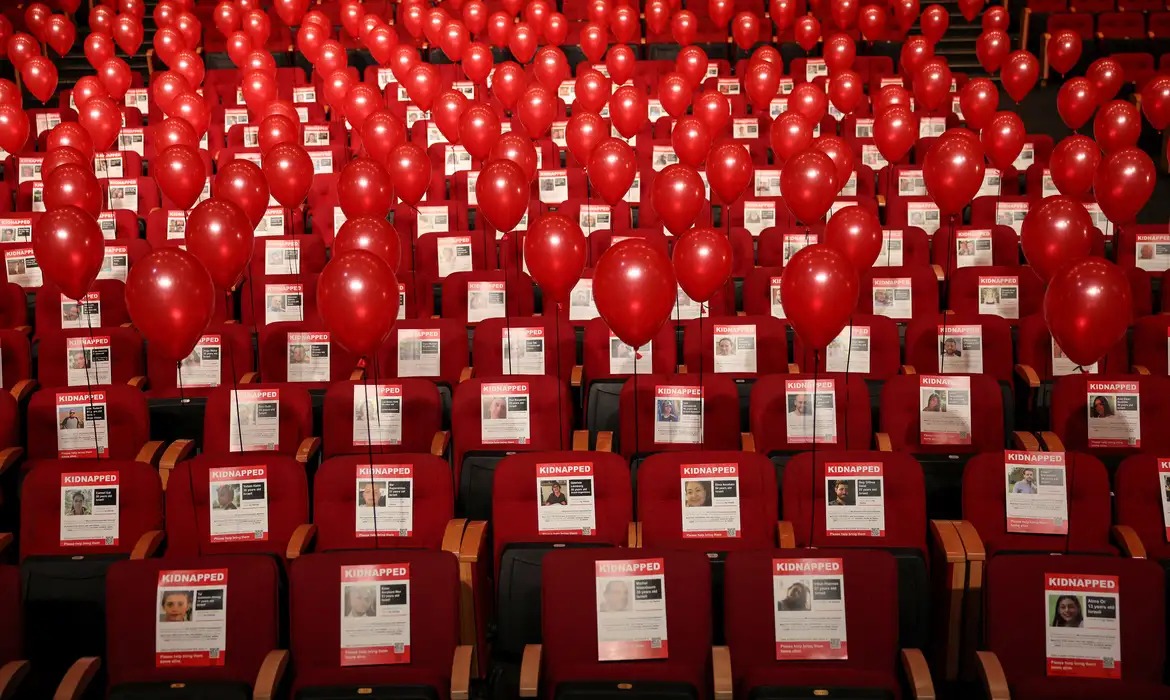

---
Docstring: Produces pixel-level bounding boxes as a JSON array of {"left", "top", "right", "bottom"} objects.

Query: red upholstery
[
  {"left": 793, "top": 314, "right": 903, "bottom": 379},
  {"left": 0, "top": 282, "right": 28, "bottom": 330},
  {"left": 26, "top": 384, "right": 149, "bottom": 461},
  {"left": 878, "top": 373, "right": 1005, "bottom": 454},
  {"left": 36, "top": 327, "right": 145, "bottom": 389},
  {"left": 1130, "top": 314, "right": 1170, "bottom": 376},
  {"left": 1049, "top": 374, "right": 1170, "bottom": 456},
  {"left": 440, "top": 270, "right": 536, "bottom": 324},
  {"left": 680, "top": 315, "right": 790, "bottom": 378},
  {"left": 376, "top": 318, "right": 470, "bottom": 386},
  {"left": 930, "top": 225, "right": 1021, "bottom": 274},
  {"left": 146, "top": 323, "right": 256, "bottom": 399},
  {"left": 104, "top": 556, "right": 280, "bottom": 690},
  {"left": 903, "top": 313, "right": 1015, "bottom": 383},
  {"left": 617, "top": 374, "right": 742, "bottom": 458},
  {"left": 257, "top": 320, "right": 362, "bottom": 387},
  {"left": 857, "top": 265, "right": 940, "bottom": 319},
  {"left": 749, "top": 374, "right": 874, "bottom": 454},
  {"left": 288, "top": 549, "right": 461, "bottom": 695},
  {"left": 322, "top": 379, "right": 443, "bottom": 457},
  {"left": 201, "top": 383, "right": 314, "bottom": 457},
  {"left": 948, "top": 266, "right": 1045, "bottom": 320},
  {"left": 471, "top": 316, "right": 576, "bottom": 380},
  {"left": 580, "top": 318, "right": 678, "bottom": 388},
  {"left": 0, "top": 328, "right": 31, "bottom": 390},
  {"left": 1114, "top": 454, "right": 1170, "bottom": 561},
  {"left": 34, "top": 279, "right": 130, "bottom": 335},
  {"left": 1016, "top": 313, "right": 1129, "bottom": 380}
]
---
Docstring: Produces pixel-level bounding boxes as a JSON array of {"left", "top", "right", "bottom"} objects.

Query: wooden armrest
[
  {"left": 253, "top": 649, "right": 289, "bottom": 700},
  {"left": 459, "top": 520, "right": 488, "bottom": 563},
  {"left": 1037, "top": 431, "right": 1065, "bottom": 452},
  {"left": 1133, "top": 364, "right": 1151, "bottom": 375},
  {"left": 296, "top": 437, "right": 321, "bottom": 465},
  {"left": 571, "top": 365, "right": 583, "bottom": 388},
  {"left": 1014, "top": 363, "right": 1040, "bottom": 389},
  {"left": 677, "top": 364, "right": 687, "bottom": 373},
  {"left": 877, "top": 194, "right": 886, "bottom": 207},
  {"left": 901, "top": 648, "right": 936, "bottom": 700},
  {"left": 53, "top": 657, "right": 100, "bottom": 700},
  {"left": 0, "top": 447, "right": 21, "bottom": 478},
  {"left": 0, "top": 533, "right": 11, "bottom": 557},
  {"left": 712, "top": 646, "right": 733, "bottom": 700},
  {"left": 9, "top": 378, "right": 36, "bottom": 402},
  {"left": 240, "top": 371, "right": 259, "bottom": 383},
  {"left": 442, "top": 519, "right": 468, "bottom": 555},
  {"left": 596, "top": 431, "right": 613, "bottom": 452},
  {"left": 451, "top": 645, "right": 474, "bottom": 700},
  {"left": 976, "top": 651, "right": 1011, "bottom": 700},
  {"left": 875, "top": 433, "right": 892, "bottom": 451},
  {"left": 786, "top": 363, "right": 800, "bottom": 373},
  {"left": 627, "top": 522, "right": 641, "bottom": 547},
  {"left": 932, "top": 263, "right": 945, "bottom": 282},
  {"left": 135, "top": 441, "right": 165, "bottom": 466},
  {"left": 127, "top": 375, "right": 147, "bottom": 389},
  {"left": 0, "top": 660, "right": 30, "bottom": 700},
  {"left": 13, "top": 325, "right": 31, "bottom": 337},
  {"left": 929, "top": 520, "right": 965, "bottom": 564},
  {"left": 349, "top": 368, "right": 365, "bottom": 381},
  {"left": 159, "top": 439, "right": 195, "bottom": 490},
  {"left": 951, "top": 520, "right": 986, "bottom": 562},
  {"left": 572, "top": 430, "right": 589, "bottom": 451},
  {"left": 459, "top": 366, "right": 474, "bottom": 383},
  {"left": 741, "top": 432, "right": 756, "bottom": 452},
  {"left": 1150, "top": 31, "right": 1156, "bottom": 38},
  {"left": 777, "top": 521, "right": 795, "bottom": 548},
  {"left": 901, "top": 364, "right": 916, "bottom": 375},
  {"left": 457, "top": 520, "right": 488, "bottom": 654},
  {"left": 130, "top": 529, "right": 165, "bottom": 560},
  {"left": 1112, "top": 524, "right": 1147, "bottom": 559},
  {"left": 1095, "top": 31, "right": 1104, "bottom": 38},
  {"left": 519, "top": 644, "right": 542, "bottom": 698},
  {"left": 1012, "top": 431, "right": 1040, "bottom": 451},
  {"left": 286, "top": 523, "right": 317, "bottom": 560},
  {"left": 431, "top": 430, "right": 450, "bottom": 458}
]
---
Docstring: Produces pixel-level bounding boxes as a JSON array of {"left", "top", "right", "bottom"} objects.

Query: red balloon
[
  {"left": 1094, "top": 147, "right": 1154, "bottom": 226},
  {"left": 1049, "top": 134, "right": 1101, "bottom": 199},
  {"left": 958, "top": 78, "right": 998, "bottom": 131},
  {"left": 1001, "top": 50, "right": 1039, "bottom": 103},
  {"left": 1140, "top": 75, "right": 1170, "bottom": 131},
  {"left": 338, "top": 158, "right": 393, "bottom": 218},
  {"left": 275, "top": 0, "right": 310, "bottom": 26},
  {"left": 913, "top": 57, "right": 951, "bottom": 112},
  {"left": 1056, "top": 77, "right": 1096, "bottom": 131},
  {"left": 98, "top": 57, "right": 132, "bottom": 101},
  {"left": 900, "top": 36, "right": 933, "bottom": 75},
  {"left": 651, "top": 164, "right": 705, "bottom": 236},
  {"left": 921, "top": 4, "right": 949, "bottom": 43},
  {"left": 254, "top": 114, "right": 296, "bottom": 155},
  {"left": 335, "top": 217, "right": 402, "bottom": 271},
  {"left": 490, "top": 132, "right": 539, "bottom": 182},
  {"left": 314, "top": 40, "right": 348, "bottom": 78},
  {"left": 154, "top": 144, "right": 207, "bottom": 210},
  {"left": 781, "top": 149, "right": 838, "bottom": 225},
  {"left": 43, "top": 164, "right": 101, "bottom": 218},
  {"left": 241, "top": 70, "right": 278, "bottom": 116},
  {"left": 460, "top": 103, "right": 501, "bottom": 161},
  {"left": 975, "top": 30, "right": 1009, "bottom": 74},
  {"left": 524, "top": 213, "right": 587, "bottom": 307},
  {"left": 959, "top": 0, "right": 984, "bottom": 20},
  {"left": 112, "top": 14, "right": 143, "bottom": 54},
  {"left": 1087, "top": 58, "right": 1124, "bottom": 105},
  {"left": 893, "top": 0, "right": 921, "bottom": 29},
  {"left": 126, "top": 248, "right": 216, "bottom": 362},
  {"left": 47, "top": 122, "right": 93, "bottom": 158},
  {"left": 873, "top": 84, "right": 911, "bottom": 114},
  {"left": 814, "top": 135, "right": 855, "bottom": 191},
  {"left": 1044, "top": 259, "right": 1131, "bottom": 367},
  {"left": 588, "top": 138, "right": 638, "bottom": 205},
  {"left": 771, "top": 0, "right": 799, "bottom": 31},
  {"left": 45, "top": 15, "right": 76, "bottom": 57},
  {"left": 673, "top": 228, "right": 733, "bottom": 303},
  {"left": 475, "top": 159, "right": 529, "bottom": 232},
  {"left": 84, "top": 33, "right": 115, "bottom": 69},
  {"left": 0, "top": 104, "right": 29, "bottom": 154},
  {"left": 578, "top": 23, "right": 606, "bottom": 64},
  {"left": 213, "top": 159, "right": 270, "bottom": 229},
  {"left": 42, "top": 148, "right": 89, "bottom": 179},
  {"left": 794, "top": 16, "right": 821, "bottom": 52},
  {"left": 430, "top": 90, "right": 468, "bottom": 145},
  {"left": 824, "top": 205, "right": 882, "bottom": 271},
  {"left": 576, "top": 69, "right": 612, "bottom": 115},
  {"left": 171, "top": 49, "right": 204, "bottom": 88},
  {"left": 344, "top": 83, "right": 382, "bottom": 131},
  {"left": 32, "top": 205, "right": 104, "bottom": 300},
  {"left": 21, "top": 55, "right": 58, "bottom": 103},
  {"left": 151, "top": 71, "right": 190, "bottom": 114},
  {"left": 186, "top": 197, "right": 254, "bottom": 291},
  {"left": 676, "top": 46, "right": 708, "bottom": 88},
  {"left": 828, "top": 70, "right": 864, "bottom": 116},
  {"left": 770, "top": 112, "right": 814, "bottom": 164},
  {"left": 8, "top": 33, "right": 40, "bottom": 71},
  {"left": 873, "top": 105, "right": 916, "bottom": 164},
  {"left": 1047, "top": 30, "right": 1082, "bottom": 76},
  {"left": 781, "top": 245, "right": 859, "bottom": 350},
  {"left": 743, "top": 62, "right": 780, "bottom": 113},
  {"left": 981, "top": 111, "right": 1026, "bottom": 170},
  {"left": 731, "top": 12, "right": 760, "bottom": 50},
  {"left": 923, "top": 129, "right": 986, "bottom": 216},
  {"left": 610, "top": 85, "right": 648, "bottom": 139},
  {"left": 1093, "top": 99, "right": 1140, "bottom": 153},
  {"left": 404, "top": 63, "right": 442, "bottom": 111},
  {"left": 707, "top": 141, "right": 754, "bottom": 205},
  {"left": 262, "top": 143, "right": 314, "bottom": 208},
  {"left": 1021, "top": 194, "right": 1095, "bottom": 281},
  {"left": 694, "top": 90, "right": 731, "bottom": 136},
  {"left": 77, "top": 96, "right": 121, "bottom": 152},
  {"left": 508, "top": 21, "right": 536, "bottom": 62},
  {"left": 982, "top": 5, "right": 1008, "bottom": 29},
  {"left": 533, "top": 46, "right": 569, "bottom": 90},
  {"left": 545, "top": 12, "right": 568, "bottom": 45},
  {"left": 463, "top": 42, "right": 494, "bottom": 84},
  {"left": 789, "top": 82, "right": 827, "bottom": 124},
  {"left": 318, "top": 251, "right": 400, "bottom": 357},
  {"left": 672, "top": 10, "right": 698, "bottom": 46},
  {"left": 671, "top": 116, "right": 712, "bottom": 168},
  {"left": 594, "top": 239, "right": 677, "bottom": 348},
  {"left": 491, "top": 62, "right": 525, "bottom": 109},
  {"left": 441, "top": 21, "right": 469, "bottom": 62},
  {"left": 565, "top": 111, "right": 606, "bottom": 167},
  {"left": 605, "top": 45, "right": 636, "bottom": 86},
  {"left": 169, "top": 92, "right": 210, "bottom": 137},
  {"left": 387, "top": 143, "right": 431, "bottom": 207},
  {"left": 154, "top": 116, "right": 198, "bottom": 149},
  {"left": 518, "top": 83, "right": 556, "bottom": 138},
  {"left": 823, "top": 33, "right": 856, "bottom": 73}
]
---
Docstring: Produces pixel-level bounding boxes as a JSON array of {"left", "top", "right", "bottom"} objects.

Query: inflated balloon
[
  {"left": 84, "top": 33, "right": 115, "bottom": 69},
  {"left": 518, "top": 83, "right": 556, "bottom": 137},
  {"left": 112, "top": 14, "right": 143, "bottom": 54},
  {"left": 958, "top": 78, "right": 998, "bottom": 130},
  {"left": 781, "top": 150, "right": 838, "bottom": 225},
  {"left": 99, "top": 57, "right": 132, "bottom": 101},
  {"left": 859, "top": 5, "right": 888, "bottom": 41},
  {"left": 47, "top": 122, "right": 94, "bottom": 158},
  {"left": 873, "top": 105, "right": 916, "bottom": 163},
  {"left": 610, "top": 85, "right": 648, "bottom": 139},
  {"left": 578, "top": 23, "right": 606, "bottom": 64},
  {"left": 403, "top": 63, "right": 441, "bottom": 111},
  {"left": 490, "top": 61, "right": 525, "bottom": 109},
  {"left": 41, "top": 149, "right": 91, "bottom": 180},
  {"left": 913, "top": 56, "right": 952, "bottom": 112},
  {"left": 1140, "top": 75, "right": 1170, "bottom": 131},
  {"left": 0, "top": 104, "right": 29, "bottom": 155},
  {"left": 1049, "top": 134, "right": 1101, "bottom": 198},
  {"left": 1001, "top": 50, "right": 1039, "bottom": 103},
  {"left": 1093, "top": 99, "right": 1140, "bottom": 153},
  {"left": 314, "top": 39, "right": 349, "bottom": 78},
  {"left": 828, "top": 70, "right": 864, "bottom": 115},
  {"left": 154, "top": 116, "right": 199, "bottom": 149},
  {"left": 1056, "top": 77, "right": 1096, "bottom": 131},
  {"left": 429, "top": 90, "right": 468, "bottom": 145},
  {"left": 606, "top": 45, "right": 636, "bottom": 86},
  {"left": 1044, "top": 258, "right": 1131, "bottom": 367},
  {"left": 676, "top": 46, "right": 709, "bottom": 88},
  {"left": 387, "top": 143, "right": 431, "bottom": 206},
  {"left": 43, "top": 164, "right": 101, "bottom": 217},
  {"left": 981, "top": 111, "right": 1026, "bottom": 170},
  {"left": 814, "top": 135, "right": 855, "bottom": 191},
  {"left": 769, "top": 112, "right": 814, "bottom": 164},
  {"left": 922, "top": 130, "right": 986, "bottom": 216},
  {"left": 125, "top": 248, "right": 216, "bottom": 362},
  {"left": 1093, "top": 147, "right": 1154, "bottom": 226},
  {"left": 1020, "top": 195, "right": 1095, "bottom": 281},
  {"left": 185, "top": 197, "right": 254, "bottom": 291},
  {"left": 475, "top": 159, "right": 529, "bottom": 232},
  {"left": 771, "top": 0, "right": 798, "bottom": 31},
  {"left": 32, "top": 205, "right": 104, "bottom": 301},
  {"left": 274, "top": 0, "right": 310, "bottom": 26},
  {"left": 169, "top": 92, "right": 210, "bottom": 136},
  {"left": 900, "top": 36, "right": 933, "bottom": 75},
  {"left": 975, "top": 30, "right": 1009, "bottom": 73},
  {"left": 154, "top": 144, "right": 207, "bottom": 210},
  {"left": 45, "top": 15, "right": 76, "bottom": 57},
  {"left": 171, "top": 49, "right": 205, "bottom": 89},
  {"left": 873, "top": 84, "right": 911, "bottom": 114},
  {"left": 523, "top": 213, "right": 587, "bottom": 307},
  {"left": 533, "top": 46, "right": 569, "bottom": 90},
  {"left": 824, "top": 205, "right": 882, "bottom": 271},
  {"left": 344, "top": 83, "right": 382, "bottom": 131},
  {"left": 673, "top": 228, "right": 733, "bottom": 304},
  {"left": 226, "top": 31, "right": 254, "bottom": 67},
  {"left": 694, "top": 90, "right": 732, "bottom": 136},
  {"left": 459, "top": 103, "right": 502, "bottom": 161},
  {"left": 150, "top": 71, "right": 190, "bottom": 114},
  {"left": 731, "top": 12, "right": 760, "bottom": 50},
  {"left": 781, "top": 245, "right": 859, "bottom": 350},
  {"left": 490, "top": 132, "right": 539, "bottom": 182},
  {"left": 566, "top": 111, "right": 607, "bottom": 167},
  {"left": 921, "top": 4, "right": 949, "bottom": 43},
  {"left": 794, "top": 16, "right": 821, "bottom": 52},
  {"left": 213, "top": 159, "right": 270, "bottom": 229},
  {"left": 1087, "top": 58, "right": 1123, "bottom": 105},
  {"left": 824, "top": 35, "right": 856, "bottom": 72},
  {"left": 588, "top": 138, "right": 638, "bottom": 205},
  {"left": 594, "top": 239, "right": 677, "bottom": 348},
  {"left": 338, "top": 159, "right": 393, "bottom": 218},
  {"left": 76, "top": 96, "right": 121, "bottom": 152},
  {"left": 317, "top": 251, "right": 400, "bottom": 357},
  {"left": 335, "top": 217, "right": 402, "bottom": 271},
  {"left": 651, "top": 164, "right": 706, "bottom": 235},
  {"left": 7, "top": 33, "right": 40, "bottom": 71},
  {"left": 545, "top": 12, "right": 569, "bottom": 45},
  {"left": 672, "top": 10, "right": 698, "bottom": 46},
  {"left": 441, "top": 21, "right": 469, "bottom": 62},
  {"left": 1047, "top": 29, "right": 1082, "bottom": 76},
  {"left": 508, "top": 21, "right": 536, "bottom": 62},
  {"left": 982, "top": 5, "right": 1008, "bottom": 30},
  {"left": 789, "top": 83, "right": 828, "bottom": 124},
  {"left": 958, "top": 0, "right": 984, "bottom": 20},
  {"left": 21, "top": 55, "right": 57, "bottom": 103},
  {"left": 262, "top": 142, "right": 314, "bottom": 208},
  {"left": 707, "top": 141, "right": 753, "bottom": 204},
  {"left": 255, "top": 114, "right": 297, "bottom": 155},
  {"left": 893, "top": 0, "right": 921, "bottom": 29}
]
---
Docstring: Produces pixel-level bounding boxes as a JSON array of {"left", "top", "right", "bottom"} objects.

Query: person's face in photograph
[
  {"left": 834, "top": 482, "right": 848, "bottom": 502},
  {"left": 349, "top": 587, "right": 374, "bottom": 616},
  {"left": 1056, "top": 596, "right": 1082, "bottom": 625},
  {"left": 361, "top": 484, "right": 379, "bottom": 506},
  {"left": 551, "top": 484, "right": 562, "bottom": 497},
  {"left": 660, "top": 401, "right": 674, "bottom": 418},
  {"left": 71, "top": 351, "right": 86, "bottom": 368},
  {"left": 603, "top": 580, "right": 629, "bottom": 611},
  {"left": 489, "top": 398, "right": 506, "bottom": 419},
  {"left": 716, "top": 338, "right": 733, "bottom": 355},
  {"left": 162, "top": 592, "right": 189, "bottom": 621},
  {"left": 926, "top": 394, "right": 941, "bottom": 411},
  {"left": 685, "top": 481, "right": 708, "bottom": 507},
  {"left": 791, "top": 394, "right": 809, "bottom": 415},
  {"left": 71, "top": 492, "right": 86, "bottom": 514},
  {"left": 290, "top": 345, "right": 307, "bottom": 363},
  {"left": 943, "top": 339, "right": 958, "bottom": 356},
  {"left": 784, "top": 583, "right": 807, "bottom": 609},
  {"left": 217, "top": 486, "right": 234, "bottom": 509},
  {"left": 1022, "top": 469, "right": 1035, "bottom": 485},
  {"left": 1093, "top": 398, "right": 1109, "bottom": 417},
  {"left": 982, "top": 289, "right": 997, "bottom": 304}
]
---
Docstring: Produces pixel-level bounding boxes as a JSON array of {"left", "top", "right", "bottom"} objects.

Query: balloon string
[
  {"left": 244, "top": 274, "right": 260, "bottom": 344},
  {"left": 176, "top": 360, "right": 186, "bottom": 404},
  {"left": 940, "top": 214, "right": 955, "bottom": 374},
  {"left": 843, "top": 320, "right": 853, "bottom": 450},
  {"left": 810, "top": 347, "right": 821, "bottom": 547},
  {"left": 225, "top": 334, "right": 246, "bottom": 455},
  {"left": 554, "top": 306, "right": 565, "bottom": 451},
  {"left": 698, "top": 306, "right": 705, "bottom": 449},
  {"left": 82, "top": 302, "right": 101, "bottom": 460},
  {"left": 361, "top": 369, "right": 382, "bottom": 548}
]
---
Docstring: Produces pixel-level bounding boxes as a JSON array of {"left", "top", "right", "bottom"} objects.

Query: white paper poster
[
  {"left": 579, "top": 205, "right": 612, "bottom": 235},
  {"left": 7, "top": 247, "right": 43, "bottom": 287},
  {"left": 155, "top": 569, "right": 228, "bottom": 667},
  {"left": 712, "top": 324, "right": 757, "bottom": 373},
  {"left": 264, "top": 283, "right": 305, "bottom": 325},
  {"left": 67, "top": 336, "right": 112, "bottom": 386},
  {"left": 608, "top": 334, "right": 653, "bottom": 375},
  {"left": 178, "top": 335, "right": 222, "bottom": 388},
  {"left": 782, "top": 233, "right": 813, "bottom": 265},
  {"left": 825, "top": 462, "right": 885, "bottom": 536},
  {"left": 873, "top": 230, "right": 904, "bottom": 267},
  {"left": 654, "top": 385, "right": 702, "bottom": 444},
  {"left": 871, "top": 277, "right": 912, "bottom": 319},
  {"left": 978, "top": 275, "right": 1020, "bottom": 320},
  {"left": 755, "top": 169, "right": 781, "bottom": 198},
  {"left": 264, "top": 239, "right": 300, "bottom": 275},
  {"left": 825, "top": 326, "right": 870, "bottom": 374},
  {"left": 208, "top": 465, "right": 269, "bottom": 543},
  {"left": 286, "top": 332, "right": 330, "bottom": 383},
  {"left": 61, "top": 292, "right": 101, "bottom": 329},
  {"left": 773, "top": 558, "right": 848, "bottom": 660},
  {"left": 1086, "top": 381, "right": 1140, "bottom": 448},
  {"left": 1052, "top": 340, "right": 1097, "bottom": 376},
  {"left": 98, "top": 246, "right": 129, "bottom": 282},
  {"left": 919, "top": 375, "right": 972, "bottom": 445},
  {"left": 672, "top": 286, "right": 707, "bottom": 321},
  {"left": 56, "top": 391, "right": 109, "bottom": 458},
  {"left": 468, "top": 281, "right": 506, "bottom": 323},
  {"left": 105, "top": 178, "right": 139, "bottom": 211},
  {"left": 569, "top": 279, "right": 600, "bottom": 321},
  {"left": 996, "top": 201, "right": 1029, "bottom": 235},
  {"left": 480, "top": 382, "right": 531, "bottom": 444},
  {"left": 743, "top": 201, "right": 776, "bottom": 235},
  {"left": 785, "top": 379, "right": 837, "bottom": 445},
  {"left": 59, "top": 470, "right": 120, "bottom": 547},
  {"left": 1045, "top": 573, "right": 1120, "bottom": 678},
  {"left": 1159, "top": 459, "right": 1170, "bottom": 542},
  {"left": 537, "top": 462, "right": 596, "bottom": 535},
  {"left": 354, "top": 464, "right": 413, "bottom": 536},
  {"left": 769, "top": 277, "right": 786, "bottom": 320},
  {"left": 228, "top": 388, "right": 280, "bottom": 452},
  {"left": 680, "top": 463, "right": 740, "bottom": 538},
  {"left": 0, "top": 217, "right": 32, "bottom": 242},
  {"left": 955, "top": 229, "right": 993, "bottom": 268},
  {"left": 595, "top": 558, "right": 669, "bottom": 661},
  {"left": 938, "top": 325, "right": 983, "bottom": 374},
  {"left": 352, "top": 385, "right": 403, "bottom": 447},
  {"left": 1134, "top": 234, "right": 1170, "bottom": 272},
  {"left": 503, "top": 327, "right": 545, "bottom": 375},
  {"left": 396, "top": 328, "right": 441, "bottom": 377},
  {"left": 1005, "top": 450, "right": 1068, "bottom": 535},
  {"left": 340, "top": 564, "right": 411, "bottom": 666},
  {"left": 906, "top": 202, "right": 940, "bottom": 235}
]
